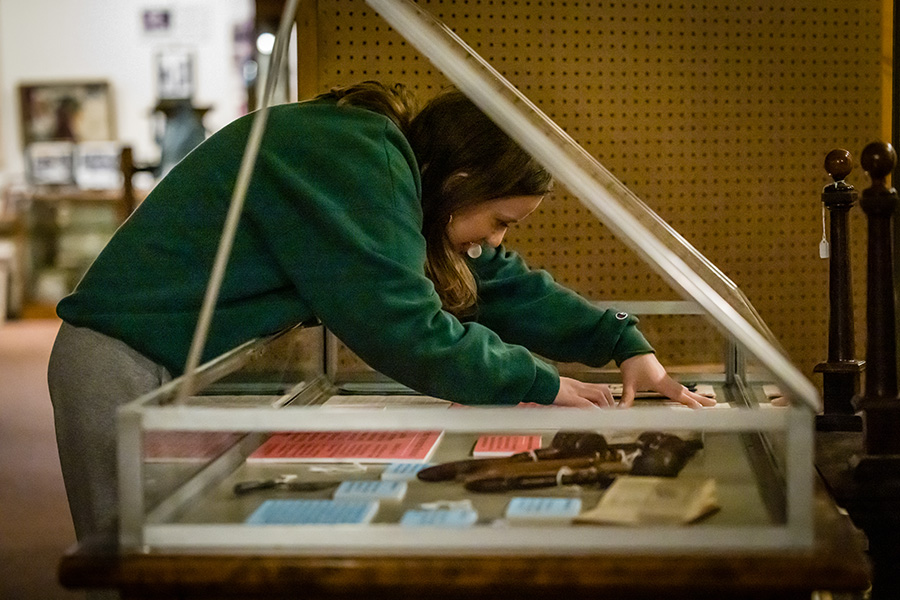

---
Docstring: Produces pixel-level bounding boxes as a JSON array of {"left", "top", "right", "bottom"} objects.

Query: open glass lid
[{"left": 365, "top": 0, "right": 819, "bottom": 412}]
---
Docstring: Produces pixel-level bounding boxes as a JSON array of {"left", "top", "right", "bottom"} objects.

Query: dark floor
[{"left": 0, "top": 318, "right": 84, "bottom": 599}]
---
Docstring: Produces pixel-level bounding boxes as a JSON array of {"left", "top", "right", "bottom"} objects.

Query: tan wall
[{"left": 299, "top": 0, "right": 886, "bottom": 389}]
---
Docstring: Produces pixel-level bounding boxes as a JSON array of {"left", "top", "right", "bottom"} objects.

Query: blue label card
[
  {"left": 505, "top": 497, "right": 583, "bottom": 521},
  {"left": 334, "top": 480, "right": 408, "bottom": 501},
  {"left": 245, "top": 499, "right": 379, "bottom": 525},
  {"left": 400, "top": 509, "right": 479, "bottom": 528},
  {"left": 381, "top": 462, "right": 431, "bottom": 481}
]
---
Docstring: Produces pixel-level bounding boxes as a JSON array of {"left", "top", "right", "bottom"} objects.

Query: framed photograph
[
  {"left": 156, "top": 51, "right": 194, "bottom": 100},
  {"left": 26, "top": 141, "right": 75, "bottom": 186},
  {"left": 73, "top": 141, "right": 123, "bottom": 190},
  {"left": 142, "top": 9, "right": 172, "bottom": 35},
  {"left": 18, "top": 80, "right": 115, "bottom": 147}
]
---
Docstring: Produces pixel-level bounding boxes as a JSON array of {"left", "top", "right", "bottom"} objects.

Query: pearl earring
[{"left": 467, "top": 243, "right": 483, "bottom": 259}]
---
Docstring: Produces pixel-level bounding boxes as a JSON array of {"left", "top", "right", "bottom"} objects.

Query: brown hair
[
  {"left": 318, "top": 83, "right": 552, "bottom": 317},
  {"left": 316, "top": 81, "right": 419, "bottom": 134},
  {"left": 407, "top": 89, "right": 553, "bottom": 316}
]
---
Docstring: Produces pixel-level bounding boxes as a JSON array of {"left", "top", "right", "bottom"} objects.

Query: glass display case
[
  {"left": 118, "top": 320, "right": 813, "bottom": 553},
  {"left": 26, "top": 188, "right": 123, "bottom": 309},
  {"left": 116, "top": 0, "right": 819, "bottom": 555}
]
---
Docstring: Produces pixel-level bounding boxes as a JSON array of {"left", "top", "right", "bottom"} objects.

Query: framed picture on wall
[
  {"left": 156, "top": 51, "right": 194, "bottom": 100},
  {"left": 26, "top": 141, "right": 76, "bottom": 186},
  {"left": 18, "top": 80, "right": 116, "bottom": 147}
]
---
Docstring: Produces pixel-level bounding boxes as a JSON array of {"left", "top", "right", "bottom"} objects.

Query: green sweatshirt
[{"left": 57, "top": 100, "right": 653, "bottom": 405}]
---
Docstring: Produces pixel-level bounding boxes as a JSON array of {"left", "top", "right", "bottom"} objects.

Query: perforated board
[{"left": 297, "top": 0, "right": 886, "bottom": 388}]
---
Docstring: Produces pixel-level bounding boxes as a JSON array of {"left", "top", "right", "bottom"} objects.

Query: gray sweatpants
[{"left": 48, "top": 322, "right": 171, "bottom": 542}]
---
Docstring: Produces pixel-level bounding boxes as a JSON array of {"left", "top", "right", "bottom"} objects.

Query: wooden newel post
[
  {"left": 857, "top": 141, "right": 900, "bottom": 458},
  {"left": 119, "top": 145, "right": 137, "bottom": 221},
  {"left": 815, "top": 149, "right": 865, "bottom": 430}
]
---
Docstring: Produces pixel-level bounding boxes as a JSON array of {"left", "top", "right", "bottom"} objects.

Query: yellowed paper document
[{"left": 575, "top": 476, "right": 718, "bottom": 526}]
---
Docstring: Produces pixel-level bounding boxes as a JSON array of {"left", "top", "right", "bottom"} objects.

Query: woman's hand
[
  {"left": 618, "top": 353, "right": 716, "bottom": 409},
  {"left": 552, "top": 376, "right": 615, "bottom": 408}
]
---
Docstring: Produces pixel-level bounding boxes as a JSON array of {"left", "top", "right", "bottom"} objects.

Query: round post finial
[
  {"left": 860, "top": 141, "right": 896, "bottom": 189},
  {"left": 825, "top": 148, "right": 853, "bottom": 183}
]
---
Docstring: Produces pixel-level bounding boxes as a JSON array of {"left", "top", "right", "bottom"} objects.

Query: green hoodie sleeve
[
  {"left": 470, "top": 245, "right": 655, "bottom": 367},
  {"left": 245, "top": 106, "right": 559, "bottom": 405}
]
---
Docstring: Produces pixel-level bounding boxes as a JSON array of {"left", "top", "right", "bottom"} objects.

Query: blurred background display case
[{"left": 26, "top": 187, "right": 122, "bottom": 310}]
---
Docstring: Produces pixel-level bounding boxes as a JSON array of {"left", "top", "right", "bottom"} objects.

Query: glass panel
[
  {"left": 364, "top": 0, "right": 819, "bottom": 412},
  {"left": 129, "top": 416, "right": 794, "bottom": 550}
]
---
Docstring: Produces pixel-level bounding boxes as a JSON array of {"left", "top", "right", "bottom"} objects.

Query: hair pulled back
[
  {"left": 317, "top": 82, "right": 552, "bottom": 317},
  {"left": 317, "top": 80, "right": 419, "bottom": 134}
]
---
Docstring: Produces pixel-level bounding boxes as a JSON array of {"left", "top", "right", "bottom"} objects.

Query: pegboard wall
[{"left": 296, "top": 0, "right": 887, "bottom": 389}]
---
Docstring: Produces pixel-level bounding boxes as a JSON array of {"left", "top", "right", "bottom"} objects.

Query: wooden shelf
[{"left": 21, "top": 302, "right": 59, "bottom": 319}]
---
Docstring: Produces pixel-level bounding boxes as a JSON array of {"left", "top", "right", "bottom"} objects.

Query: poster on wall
[{"left": 18, "top": 80, "right": 116, "bottom": 146}]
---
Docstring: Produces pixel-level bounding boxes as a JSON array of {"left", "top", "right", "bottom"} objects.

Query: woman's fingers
[
  {"left": 554, "top": 377, "right": 614, "bottom": 408},
  {"left": 618, "top": 354, "right": 717, "bottom": 409},
  {"left": 577, "top": 380, "right": 615, "bottom": 408},
  {"left": 680, "top": 387, "right": 717, "bottom": 408},
  {"left": 555, "top": 373, "right": 716, "bottom": 409},
  {"left": 618, "top": 386, "right": 636, "bottom": 408}
]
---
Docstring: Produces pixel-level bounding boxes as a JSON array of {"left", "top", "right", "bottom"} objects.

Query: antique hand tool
[
  {"left": 462, "top": 456, "right": 631, "bottom": 493},
  {"left": 459, "top": 432, "right": 703, "bottom": 493},
  {"left": 416, "top": 431, "right": 611, "bottom": 482},
  {"left": 232, "top": 475, "right": 340, "bottom": 496},
  {"left": 618, "top": 432, "right": 704, "bottom": 477}
]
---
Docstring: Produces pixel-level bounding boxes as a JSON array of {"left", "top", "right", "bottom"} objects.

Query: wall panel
[{"left": 304, "top": 0, "right": 884, "bottom": 389}]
